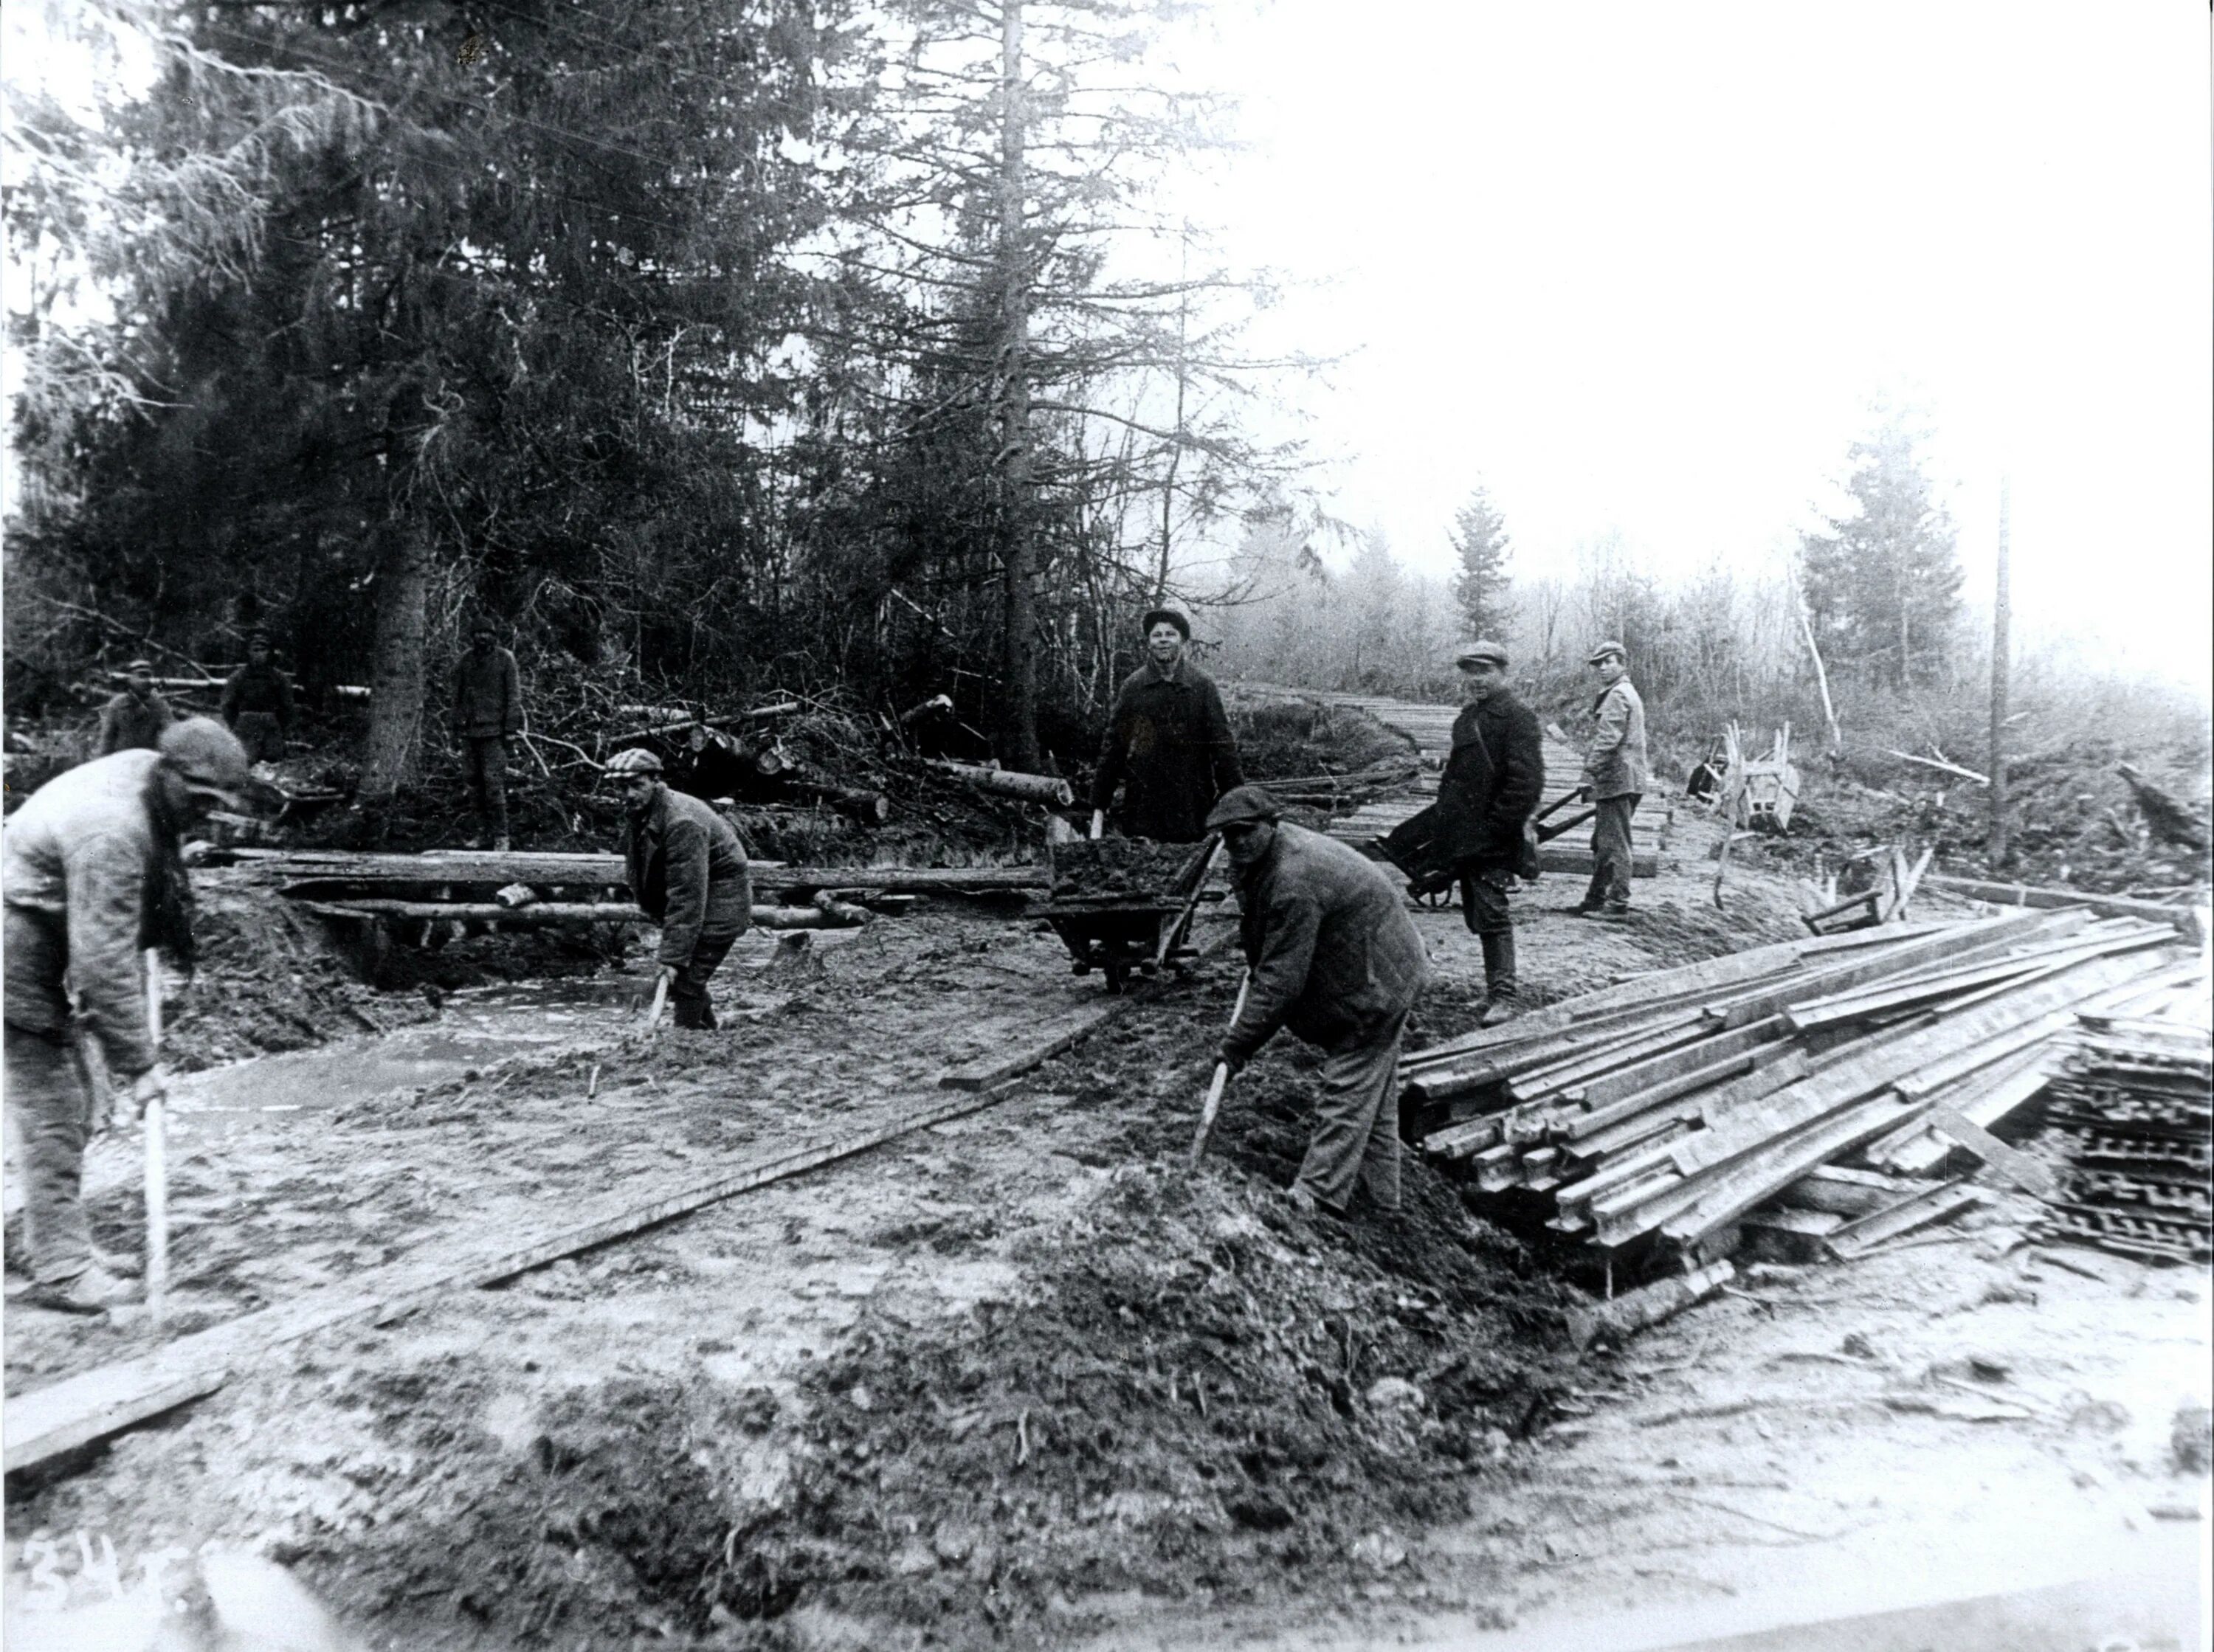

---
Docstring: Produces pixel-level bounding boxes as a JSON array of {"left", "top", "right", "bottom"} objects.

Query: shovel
[
  {"left": 142, "top": 950, "right": 169, "bottom": 1326},
  {"left": 1189, "top": 973, "right": 1252, "bottom": 1164},
  {"left": 641, "top": 970, "right": 669, "bottom": 1031}
]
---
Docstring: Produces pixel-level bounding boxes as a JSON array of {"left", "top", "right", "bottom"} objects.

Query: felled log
[
  {"left": 2117, "top": 764, "right": 2210, "bottom": 851},
  {"left": 786, "top": 781, "right": 892, "bottom": 824},
  {"left": 1565, "top": 1261, "right": 1733, "bottom": 1349},
  {"left": 297, "top": 899, "right": 646, "bottom": 927},
  {"left": 608, "top": 701, "right": 800, "bottom": 743},
  {"left": 925, "top": 760, "right": 1075, "bottom": 806}
]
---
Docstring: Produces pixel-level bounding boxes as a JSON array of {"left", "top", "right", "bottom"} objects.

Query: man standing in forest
[
  {"left": 1089, "top": 607, "right": 1245, "bottom": 843},
  {"left": 4, "top": 718, "right": 254, "bottom": 1313},
  {"left": 94, "top": 661, "right": 173, "bottom": 756},
  {"left": 220, "top": 631, "right": 296, "bottom": 763},
  {"left": 1208, "top": 785, "right": 1429, "bottom": 1219},
  {"left": 607, "top": 747, "right": 751, "bottom": 1031},
  {"left": 1435, "top": 640, "right": 1543, "bottom": 1020},
  {"left": 1576, "top": 640, "right": 1648, "bottom": 919},
  {"left": 452, "top": 618, "right": 523, "bottom": 851}
]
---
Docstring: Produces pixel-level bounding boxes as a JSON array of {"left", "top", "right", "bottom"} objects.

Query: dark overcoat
[
  {"left": 1088, "top": 659, "right": 1245, "bottom": 843},
  {"left": 624, "top": 786, "right": 751, "bottom": 968},
  {"left": 1221, "top": 823, "right": 1430, "bottom": 1065},
  {"left": 1434, "top": 690, "right": 1545, "bottom": 872}
]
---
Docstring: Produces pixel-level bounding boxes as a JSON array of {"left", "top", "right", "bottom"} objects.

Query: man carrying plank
[
  {"left": 1435, "top": 640, "right": 1544, "bottom": 1019},
  {"left": 607, "top": 747, "right": 751, "bottom": 1030},
  {"left": 4, "top": 718, "right": 253, "bottom": 1313},
  {"left": 1207, "top": 785, "right": 1430, "bottom": 1217}
]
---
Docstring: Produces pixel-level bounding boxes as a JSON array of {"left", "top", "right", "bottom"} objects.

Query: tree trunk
[
  {"left": 360, "top": 521, "right": 430, "bottom": 803},
  {"left": 1987, "top": 475, "right": 2013, "bottom": 871},
  {"left": 995, "top": 0, "right": 1041, "bottom": 772}
]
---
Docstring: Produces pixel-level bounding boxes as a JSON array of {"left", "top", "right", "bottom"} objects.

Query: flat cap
[
  {"left": 1586, "top": 640, "right": 1627, "bottom": 665},
  {"left": 604, "top": 747, "right": 663, "bottom": 775},
  {"left": 1455, "top": 639, "right": 1510, "bottom": 669},
  {"left": 1141, "top": 606, "right": 1192, "bottom": 639},
  {"left": 1204, "top": 784, "right": 1283, "bottom": 832},
  {"left": 125, "top": 658, "right": 155, "bottom": 674},
  {"left": 158, "top": 716, "right": 254, "bottom": 805}
]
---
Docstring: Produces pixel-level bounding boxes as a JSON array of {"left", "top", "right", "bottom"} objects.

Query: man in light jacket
[
  {"left": 607, "top": 747, "right": 751, "bottom": 1030},
  {"left": 4, "top": 718, "right": 254, "bottom": 1313},
  {"left": 1210, "top": 784, "right": 1430, "bottom": 1218},
  {"left": 1576, "top": 640, "right": 1648, "bottom": 919}
]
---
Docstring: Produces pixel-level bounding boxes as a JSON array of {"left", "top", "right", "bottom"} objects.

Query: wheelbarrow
[{"left": 1039, "top": 834, "right": 1224, "bottom": 993}]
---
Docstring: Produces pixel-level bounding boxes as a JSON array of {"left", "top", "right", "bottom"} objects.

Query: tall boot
[{"left": 1480, "top": 930, "right": 1520, "bottom": 1024}]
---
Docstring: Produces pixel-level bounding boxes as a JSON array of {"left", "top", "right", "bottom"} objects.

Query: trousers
[
  {"left": 1458, "top": 864, "right": 1514, "bottom": 937},
  {"left": 461, "top": 736, "right": 510, "bottom": 839},
  {"left": 671, "top": 924, "right": 742, "bottom": 1029},
  {"left": 1583, "top": 792, "right": 1640, "bottom": 909},
  {"left": 1294, "top": 1009, "right": 1409, "bottom": 1215},
  {"left": 4, "top": 1025, "right": 97, "bottom": 1286},
  {"left": 234, "top": 712, "right": 284, "bottom": 764}
]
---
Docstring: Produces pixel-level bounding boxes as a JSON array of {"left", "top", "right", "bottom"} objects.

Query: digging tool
[
  {"left": 1089, "top": 809, "right": 1104, "bottom": 840},
  {"left": 142, "top": 950, "right": 168, "bottom": 1326},
  {"left": 1151, "top": 834, "right": 1221, "bottom": 972},
  {"left": 1190, "top": 973, "right": 1252, "bottom": 1164},
  {"left": 641, "top": 970, "right": 669, "bottom": 1030}
]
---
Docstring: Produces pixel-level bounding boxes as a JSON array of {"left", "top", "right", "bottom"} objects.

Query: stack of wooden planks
[
  {"left": 2041, "top": 1016, "right": 2212, "bottom": 1263},
  {"left": 1406, "top": 908, "right": 2198, "bottom": 1273}
]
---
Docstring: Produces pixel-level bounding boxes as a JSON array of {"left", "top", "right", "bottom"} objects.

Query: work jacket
[
  {"left": 1, "top": 750, "right": 175, "bottom": 1076},
  {"left": 1089, "top": 658, "right": 1246, "bottom": 843},
  {"left": 452, "top": 646, "right": 523, "bottom": 739},
  {"left": 95, "top": 690, "right": 173, "bottom": 756},
  {"left": 1223, "top": 822, "right": 1430, "bottom": 1065},
  {"left": 624, "top": 785, "right": 751, "bottom": 968},
  {"left": 1582, "top": 677, "right": 1649, "bottom": 800},
  {"left": 1435, "top": 691, "right": 1545, "bottom": 872},
  {"left": 221, "top": 662, "right": 296, "bottom": 733}
]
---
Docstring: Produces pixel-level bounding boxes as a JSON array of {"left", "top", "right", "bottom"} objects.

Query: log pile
[
  {"left": 2040, "top": 1018, "right": 2212, "bottom": 1263},
  {"left": 1404, "top": 909, "right": 2195, "bottom": 1274}
]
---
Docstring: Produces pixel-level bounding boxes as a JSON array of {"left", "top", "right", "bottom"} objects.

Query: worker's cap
[
  {"left": 124, "top": 658, "right": 154, "bottom": 674},
  {"left": 469, "top": 617, "right": 497, "bottom": 636},
  {"left": 1204, "top": 784, "right": 1283, "bottom": 832},
  {"left": 1586, "top": 640, "right": 1627, "bottom": 666},
  {"left": 158, "top": 716, "right": 254, "bottom": 806},
  {"left": 604, "top": 747, "right": 663, "bottom": 776},
  {"left": 1140, "top": 607, "right": 1191, "bottom": 640},
  {"left": 1455, "top": 639, "right": 1510, "bottom": 670}
]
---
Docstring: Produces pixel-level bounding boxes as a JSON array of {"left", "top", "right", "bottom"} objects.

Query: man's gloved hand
[
  {"left": 1215, "top": 1046, "right": 1245, "bottom": 1078},
  {"left": 656, "top": 964, "right": 680, "bottom": 992}
]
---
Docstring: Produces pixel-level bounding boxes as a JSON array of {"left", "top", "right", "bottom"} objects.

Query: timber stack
[
  {"left": 2040, "top": 1017, "right": 2212, "bottom": 1264},
  {"left": 1405, "top": 908, "right": 2204, "bottom": 1279}
]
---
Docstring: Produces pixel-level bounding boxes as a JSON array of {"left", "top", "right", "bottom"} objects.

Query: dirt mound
[
  {"left": 161, "top": 881, "right": 415, "bottom": 1071},
  {"left": 1765, "top": 739, "right": 2211, "bottom": 899},
  {"left": 1230, "top": 695, "right": 1415, "bottom": 781},
  {"left": 757, "top": 1160, "right": 1573, "bottom": 1642}
]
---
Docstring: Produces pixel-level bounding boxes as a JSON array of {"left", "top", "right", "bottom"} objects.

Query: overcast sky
[{"left": 1165, "top": 1, "right": 2213, "bottom": 692}]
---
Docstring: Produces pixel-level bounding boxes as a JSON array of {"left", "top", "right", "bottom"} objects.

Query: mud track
[{"left": 6, "top": 789, "right": 2206, "bottom": 1651}]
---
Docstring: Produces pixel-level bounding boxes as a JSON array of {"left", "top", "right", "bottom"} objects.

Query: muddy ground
[{"left": 5, "top": 787, "right": 2208, "bottom": 1652}]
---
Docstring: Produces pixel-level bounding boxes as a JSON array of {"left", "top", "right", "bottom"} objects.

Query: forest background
[{"left": 5, "top": 0, "right": 2207, "bottom": 815}]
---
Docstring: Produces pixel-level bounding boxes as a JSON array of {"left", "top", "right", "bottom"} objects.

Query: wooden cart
[{"left": 1039, "top": 835, "right": 1222, "bottom": 993}]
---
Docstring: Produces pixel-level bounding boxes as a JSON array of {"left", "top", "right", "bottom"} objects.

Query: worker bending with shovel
[
  {"left": 1204, "top": 785, "right": 1430, "bottom": 1218},
  {"left": 607, "top": 747, "right": 751, "bottom": 1030},
  {"left": 4, "top": 718, "right": 254, "bottom": 1313}
]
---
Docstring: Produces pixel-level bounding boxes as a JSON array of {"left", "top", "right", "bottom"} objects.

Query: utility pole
[
  {"left": 995, "top": 0, "right": 1041, "bottom": 772},
  {"left": 1987, "top": 474, "right": 2012, "bottom": 871}
]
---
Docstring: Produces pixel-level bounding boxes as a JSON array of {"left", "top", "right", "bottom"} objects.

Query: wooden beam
[{"left": 1920, "top": 875, "right": 2204, "bottom": 944}]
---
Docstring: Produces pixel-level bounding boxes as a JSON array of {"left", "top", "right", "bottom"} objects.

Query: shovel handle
[
  {"left": 1089, "top": 809, "right": 1104, "bottom": 840},
  {"left": 1190, "top": 973, "right": 1253, "bottom": 1164},
  {"left": 641, "top": 972, "right": 669, "bottom": 1030},
  {"left": 143, "top": 950, "right": 168, "bottom": 1325}
]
